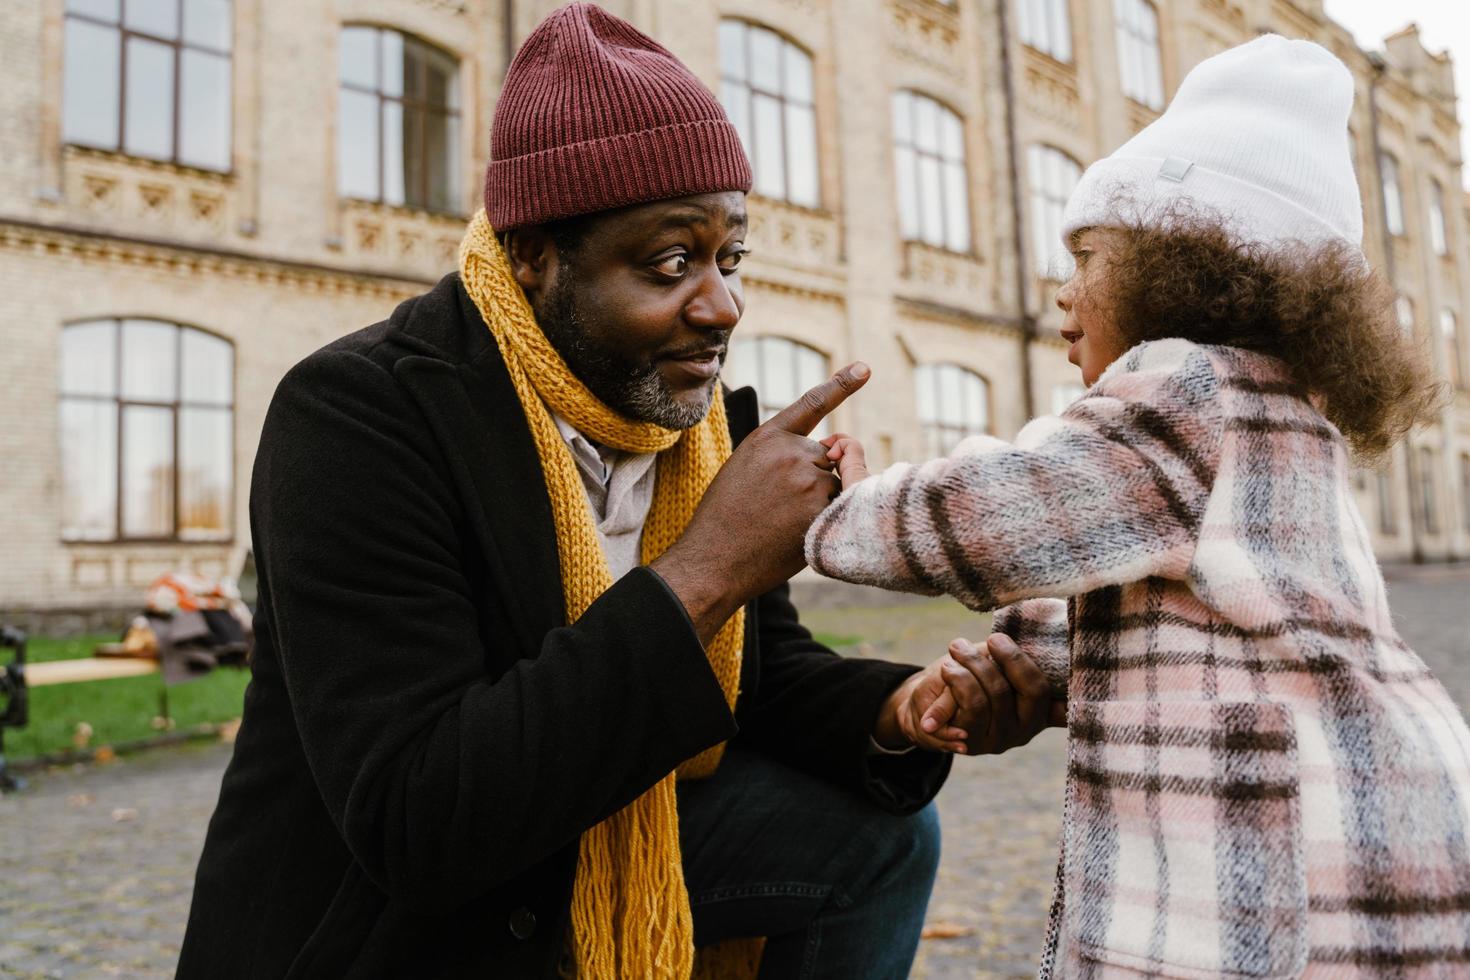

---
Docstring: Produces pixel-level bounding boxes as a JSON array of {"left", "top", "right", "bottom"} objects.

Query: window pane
[
  {"left": 914, "top": 97, "right": 939, "bottom": 154},
  {"left": 918, "top": 154, "right": 943, "bottom": 245},
  {"left": 423, "top": 110, "right": 459, "bottom": 213},
  {"left": 61, "top": 321, "right": 117, "bottom": 397},
  {"left": 382, "top": 100, "right": 405, "bottom": 206},
  {"left": 895, "top": 146, "right": 918, "bottom": 240},
  {"left": 182, "top": 0, "right": 230, "bottom": 50},
  {"left": 179, "top": 407, "right": 232, "bottom": 538},
  {"left": 939, "top": 110, "right": 963, "bottom": 162},
  {"left": 892, "top": 91, "right": 911, "bottom": 144},
  {"left": 785, "top": 103, "right": 818, "bottom": 207},
  {"left": 338, "top": 88, "right": 380, "bottom": 199},
  {"left": 749, "top": 28, "right": 780, "bottom": 92},
  {"left": 719, "top": 20, "right": 745, "bottom": 82},
  {"left": 794, "top": 345, "right": 829, "bottom": 438},
  {"left": 916, "top": 366, "right": 935, "bottom": 423},
  {"left": 179, "top": 50, "right": 231, "bottom": 170},
  {"left": 122, "top": 319, "right": 178, "bottom": 401},
  {"left": 63, "top": 19, "right": 121, "bottom": 149},
  {"left": 937, "top": 366, "right": 960, "bottom": 425},
  {"left": 752, "top": 93, "right": 785, "bottom": 200},
  {"left": 761, "top": 340, "right": 795, "bottom": 414},
  {"left": 943, "top": 161, "right": 969, "bottom": 252},
  {"left": 180, "top": 329, "right": 232, "bottom": 405},
  {"left": 60, "top": 400, "right": 118, "bottom": 540},
  {"left": 1050, "top": 0, "right": 1073, "bottom": 61},
  {"left": 340, "top": 26, "right": 377, "bottom": 88},
  {"left": 721, "top": 80, "right": 750, "bottom": 153},
  {"left": 68, "top": 0, "right": 119, "bottom": 20},
  {"left": 425, "top": 49, "right": 455, "bottom": 109},
  {"left": 122, "top": 405, "right": 174, "bottom": 537},
  {"left": 783, "top": 43, "right": 812, "bottom": 104},
  {"left": 383, "top": 30, "right": 405, "bottom": 98},
  {"left": 124, "top": 37, "right": 175, "bottom": 159},
  {"left": 124, "top": 0, "right": 178, "bottom": 38}
]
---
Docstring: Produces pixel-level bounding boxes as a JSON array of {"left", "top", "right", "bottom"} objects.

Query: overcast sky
[{"left": 1322, "top": 0, "right": 1470, "bottom": 189}]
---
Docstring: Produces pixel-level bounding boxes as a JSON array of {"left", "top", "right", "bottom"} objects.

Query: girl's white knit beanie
[{"left": 1061, "top": 34, "right": 1363, "bottom": 253}]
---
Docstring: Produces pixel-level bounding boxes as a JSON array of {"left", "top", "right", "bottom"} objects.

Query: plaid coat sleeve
[
  {"left": 805, "top": 340, "right": 1226, "bottom": 612},
  {"left": 990, "top": 598, "right": 1070, "bottom": 695}
]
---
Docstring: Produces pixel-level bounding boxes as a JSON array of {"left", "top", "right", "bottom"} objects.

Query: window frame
[
  {"left": 914, "top": 362, "right": 991, "bottom": 458},
  {"left": 1442, "top": 308, "right": 1462, "bottom": 389},
  {"left": 1376, "top": 465, "right": 1397, "bottom": 536},
  {"left": 1113, "top": 0, "right": 1163, "bottom": 110},
  {"left": 337, "top": 24, "right": 462, "bottom": 215},
  {"left": 718, "top": 19, "right": 820, "bottom": 209},
  {"left": 62, "top": 0, "right": 234, "bottom": 172},
  {"left": 1417, "top": 446, "right": 1439, "bottom": 536},
  {"left": 892, "top": 90, "right": 972, "bottom": 254},
  {"left": 58, "top": 318, "right": 236, "bottom": 544}
]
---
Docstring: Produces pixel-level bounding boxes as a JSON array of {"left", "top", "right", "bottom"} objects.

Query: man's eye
[
  {"left": 652, "top": 253, "right": 688, "bottom": 277},
  {"left": 719, "top": 248, "right": 748, "bottom": 273}
]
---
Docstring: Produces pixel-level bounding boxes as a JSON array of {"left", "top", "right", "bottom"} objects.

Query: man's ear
[{"left": 502, "top": 226, "right": 557, "bottom": 301}]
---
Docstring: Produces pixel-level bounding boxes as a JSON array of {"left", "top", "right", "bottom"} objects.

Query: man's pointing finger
[{"left": 764, "top": 362, "right": 871, "bottom": 437}]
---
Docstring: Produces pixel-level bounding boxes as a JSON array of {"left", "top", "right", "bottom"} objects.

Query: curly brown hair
[{"left": 1094, "top": 216, "right": 1443, "bottom": 459}]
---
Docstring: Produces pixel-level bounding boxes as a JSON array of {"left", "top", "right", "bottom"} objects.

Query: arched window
[
  {"left": 1442, "top": 308, "right": 1461, "bottom": 388},
  {"left": 1429, "top": 179, "right": 1449, "bottom": 256},
  {"left": 1375, "top": 466, "right": 1397, "bottom": 535},
  {"left": 1114, "top": 0, "right": 1163, "bottom": 109},
  {"left": 725, "top": 336, "right": 830, "bottom": 436},
  {"left": 915, "top": 364, "right": 989, "bottom": 457},
  {"left": 1028, "top": 145, "right": 1083, "bottom": 279},
  {"left": 63, "top": 0, "right": 233, "bottom": 170},
  {"left": 718, "top": 21, "right": 818, "bottom": 208},
  {"left": 1020, "top": 0, "right": 1073, "bottom": 63},
  {"left": 59, "top": 319, "right": 234, "bottom": 541},
  {"left": 1380, "top": 153, "right": 1405, "bottom": 237},
  {"left": 892, "top": 91, "right": 970, "bottom": 252},
  {"left": 338, "top": 26, "right": 460, "bottom": 213}
]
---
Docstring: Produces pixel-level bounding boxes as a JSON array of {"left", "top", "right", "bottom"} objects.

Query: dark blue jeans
[{"left": 677, "top": 745, "right": 942, "bottom": 980}]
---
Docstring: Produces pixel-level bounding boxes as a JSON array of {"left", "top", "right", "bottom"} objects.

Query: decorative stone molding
[
  {"left": 413, "top": 0, "right": 467, "bottom": 13},
  {"left": 1022, "top": 49, "right": 1081, "bottom": 127},
  {"left": 898, "top": 241, "right": 985, "bottom": 316},
  {"left": 1200, "top": 0, "right": 1246, "bottom": 30},
  {"left": 60, "top": 146, "right": 234, "bottom": 243},
  {"left": 1127, "top": 99, "right": 1160, "bottom": 136},
  {"left": 338, "top": 200, "right": 466, "bottom": 281},
  {"left": 747, "top": 197, "right": 842, "bottom": 274},
  {"left": 0, "top": 220, "right": 428, "bottom": 302},
  {"left": 887, "top": 0, "right": 959, "bottom": 68}
]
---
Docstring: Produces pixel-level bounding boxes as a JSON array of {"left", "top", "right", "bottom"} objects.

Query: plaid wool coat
[{"left": 806, "top": 338, "right": 1470, "bottom": 978}]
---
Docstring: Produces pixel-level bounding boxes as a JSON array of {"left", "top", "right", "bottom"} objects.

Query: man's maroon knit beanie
[{"left": 485, "top": 3, "right": 753, "bottom": 231}]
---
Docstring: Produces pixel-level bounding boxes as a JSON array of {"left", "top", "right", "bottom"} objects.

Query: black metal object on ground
[{"left": 0, "top": 625, "right": 28, "bottom": 792}]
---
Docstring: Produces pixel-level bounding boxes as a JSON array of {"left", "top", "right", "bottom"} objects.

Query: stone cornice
[{"left": 0, "top": 216, "right": 433, "bottom": 300}]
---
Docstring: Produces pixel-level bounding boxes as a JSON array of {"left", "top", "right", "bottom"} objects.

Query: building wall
[{"left": 2, "top": 0, "right": 1468, "bottom": 619}]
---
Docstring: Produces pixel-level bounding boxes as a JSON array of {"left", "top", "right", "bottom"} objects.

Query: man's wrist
[{"left": 649, "top": 549, "right": 742, "bottom": 647}]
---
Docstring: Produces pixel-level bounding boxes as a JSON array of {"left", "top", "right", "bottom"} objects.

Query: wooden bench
[{"left": 24, "top": 657, "right": 160, "bottom": 687}]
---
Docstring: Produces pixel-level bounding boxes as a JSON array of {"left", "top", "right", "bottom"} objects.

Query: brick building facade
[{"left": 1, "top": 0, "right": 1467, "bottom": 623}]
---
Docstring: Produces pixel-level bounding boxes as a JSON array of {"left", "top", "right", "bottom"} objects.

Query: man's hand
[
  {"left": 651, "top": 363, "right": 870, "bottom": 645},
  {"left": 818, "top": 433, "right": 871, "bottom": 487},
  {"left": 915, "top": 634, "right": 1066, "bottom": 755}
]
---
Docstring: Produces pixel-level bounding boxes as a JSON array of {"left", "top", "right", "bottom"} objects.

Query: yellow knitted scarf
[{"left": 459, "top": 210, "right": 747, "bottom": 978}]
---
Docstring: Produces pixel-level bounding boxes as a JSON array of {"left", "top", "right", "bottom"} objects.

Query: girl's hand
[
  {"left": 921, "top": 635, "right": 1067, "bottom": 756},
  {"left": 819, "top": 432, "right": 871, "bottom": 487}
]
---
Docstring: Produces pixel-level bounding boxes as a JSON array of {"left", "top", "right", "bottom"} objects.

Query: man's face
[{"left": 508, "top": 191, "right": 749, "bottom": 429}]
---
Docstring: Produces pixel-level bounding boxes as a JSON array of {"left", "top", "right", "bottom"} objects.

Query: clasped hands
[{"left": 821, "top": 432, "right": 1066, "bottom": 756}]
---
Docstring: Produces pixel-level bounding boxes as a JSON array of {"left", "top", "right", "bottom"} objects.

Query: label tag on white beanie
[{"left": 1158, "top": 157, "right": 1193, "bottom": 182}]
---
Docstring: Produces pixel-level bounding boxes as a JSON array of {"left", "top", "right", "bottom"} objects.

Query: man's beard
[{"left": 536, "top": 274, "right": 723, "bottom": 431}]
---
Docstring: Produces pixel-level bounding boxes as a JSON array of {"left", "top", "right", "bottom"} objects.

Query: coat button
[{"left": 509, "top": 906, "right": 537, "bottom": 940}]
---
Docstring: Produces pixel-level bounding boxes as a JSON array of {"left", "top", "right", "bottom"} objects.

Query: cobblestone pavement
[{"left": 2, "top": 567, "right": 1467, "bottom": 979}]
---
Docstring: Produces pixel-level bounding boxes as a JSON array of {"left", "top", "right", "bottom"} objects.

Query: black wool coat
[{"left": 177, "top": 274, "right": 950, "bottom": 979}]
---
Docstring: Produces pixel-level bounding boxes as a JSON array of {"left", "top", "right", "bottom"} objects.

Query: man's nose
[{"left": 684, "top": 266, "right": 741, "bottom": 332}]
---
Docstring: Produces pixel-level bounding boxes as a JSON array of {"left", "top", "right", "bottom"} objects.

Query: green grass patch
[
  {"left": 812, "top": 632, "right": 862, "bottom": 649},
  {"left": 5, "top": 633, "right": 249, "bottom": 762}
]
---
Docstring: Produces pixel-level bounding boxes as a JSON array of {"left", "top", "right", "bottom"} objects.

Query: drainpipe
[
  {"left": 996, "top": 0, "right": 1037, "bottom": 421},
  {"left": 1367, "top": 52, "right": 1424, "bottom": 563}
]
